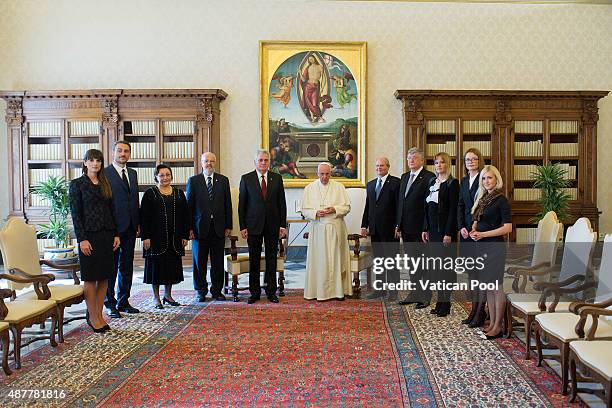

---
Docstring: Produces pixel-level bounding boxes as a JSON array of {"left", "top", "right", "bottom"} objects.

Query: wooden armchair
[
  {"left": 0, "top": 274, "right": 58, "bottom": 369},
  {"left": 506, "top": 217, "right": 596, "bottom": 359},
  {"left": 569, "top": 307, "right": 612, "bottom": 406},
  {"left": 225, "top": 188, "right": 288, "bottom": 302},
  {"left": 533, "top": 233, "right": 612, "bottom": 395},
  {"left": 0, "top": 217, "right": 83, "bottom": 343}
]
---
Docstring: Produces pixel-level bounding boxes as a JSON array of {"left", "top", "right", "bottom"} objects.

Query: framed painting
[{"left": 260, "top": 41, "right": 367, "bottom": 187}]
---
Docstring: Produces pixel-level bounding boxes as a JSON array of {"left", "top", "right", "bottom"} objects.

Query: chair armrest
[
  {"left": 0, "top": 288, "right": 14, "bottom": 320},
  {"left": 9, "top": 267, "right": 55, "bottom": 283},
  {"left": 540, "top": 280, "right": 598, "bottom": 312},
  {"left": 348, "top": 234, "right": 362, "bottom": 257},
  {"left": 576, "top": 306, "right": 612, "bottom": 340},
  {"left": 0, "top": 272, "right": 52, "bottom": 300},
  {"left": 40, "top": 260, "right": 81, "bottom": 285},
  {"left": 511, "top": 262, "right": 554, "bottom": 293},
  {"left": 533, "top": 273, "right": 585, "bottom": 292},
  {"left": 505, "top": 254, "right": 532, "bottom": 267}
]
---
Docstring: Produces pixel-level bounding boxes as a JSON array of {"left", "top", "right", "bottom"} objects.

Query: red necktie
[{"left": 261, "top": 175, "right": 267, "bottom": 200}]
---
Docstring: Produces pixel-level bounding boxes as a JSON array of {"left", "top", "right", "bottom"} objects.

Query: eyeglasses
[{"left": 464, "top": 158, "right": 479, "bottom": 162}]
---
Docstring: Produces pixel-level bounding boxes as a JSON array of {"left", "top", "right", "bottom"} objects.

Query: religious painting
[{"left": 260, "top": 41, "right": 367, "bottom": 187}]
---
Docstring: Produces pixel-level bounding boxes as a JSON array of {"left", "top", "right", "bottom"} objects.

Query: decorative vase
[{"left": 43, "top": 246, "right": 78, "bottom": 264}]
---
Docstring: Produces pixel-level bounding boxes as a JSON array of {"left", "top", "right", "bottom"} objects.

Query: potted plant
[
  {"left": 530, "top": 163, "right": 571, "bottom": 222},
  {"left": 29, "top": 175, "right": 77, "bottom": 263}
]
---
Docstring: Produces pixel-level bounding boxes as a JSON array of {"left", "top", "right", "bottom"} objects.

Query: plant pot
[{"left": 43, "top": 246, "right": 78, "bottom": 264}]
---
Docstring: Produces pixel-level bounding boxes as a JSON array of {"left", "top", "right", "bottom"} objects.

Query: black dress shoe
[
  {"left": 197, "top": 295, "right": 208, "bottom": 302},
  {"left": 155, "top": 303, "right": 164, "bottom": 310},
  {"left": 212, "top": 294, "right": 226, "bottom": 302},
  {"left": 247, "top": 296, "right": 260, "bottom": 304},
  {"left": 267, "top": 294, "right": 279, "bottom": 303},
  {"left": 415, "top": 302, "right": 430, "bottom": 309},
  {"left": 106, "top": 308, "right": 122, "bottom": 318},
  {"left": 430, "top": 304, "right": 441, "bottom": 314},
  {"left": 163, "top": 298, "right": 181, "bottom": 306},
  {"left": 398, "top": 297, "right": 416, "bottom": 305},
  {"left": 117, "top": 304, "right": 140, "bottom": 314}
]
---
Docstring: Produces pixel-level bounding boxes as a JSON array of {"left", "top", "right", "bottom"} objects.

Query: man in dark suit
[
  {"left": 238, "top": 149, "right": 287, "bottom": 304},
  {"left": 186, "top": 152, "right": 232, "bottom": 302},
  {"left": 105, "top": 140, "right": 140, "bottom": 317},
  {"left": 360, "top": 157, "right": 401, "bottom": 300},
  {"left": 396, "top": 147, "right": 436, "bottom": 307}
]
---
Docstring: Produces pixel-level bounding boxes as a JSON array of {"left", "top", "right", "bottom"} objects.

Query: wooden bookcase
[
  {"left": 1, "top": 89, "right": 227, "bottom": 252},
  {"left": 395, "top": 90, "right": 609, "bottom": 242}
]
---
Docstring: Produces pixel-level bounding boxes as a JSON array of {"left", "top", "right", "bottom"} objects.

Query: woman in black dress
[
  {"left": 458, "top": 148, "right": 486, "bottom": 327},
  {"left": 140, "top": 164, "right": 190, "bottom": 309},
  {"left": 69, "top": 149, "right": 120, "bottom": 333},
  {"left": 469, "top": 165, "right": 512, "bottom": 339},
  {"left": 422, "top": 152, "right": 459, "bottom": 317}
]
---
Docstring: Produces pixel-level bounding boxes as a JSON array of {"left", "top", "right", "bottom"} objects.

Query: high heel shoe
[
  {"left": 155, "top": 303, "right": 164, "bottom": 309},
  {"left": 163, "top": 298, "right": 180, "bottom": 306}
]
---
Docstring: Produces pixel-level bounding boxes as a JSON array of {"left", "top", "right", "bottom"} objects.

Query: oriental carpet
[{"left": 0, "top": 290, "right": 586, "bottom": 407}]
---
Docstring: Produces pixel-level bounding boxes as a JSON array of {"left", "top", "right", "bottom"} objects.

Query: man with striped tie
[{"left": 186, "top": 152, "right": 233, "bottom": 302}]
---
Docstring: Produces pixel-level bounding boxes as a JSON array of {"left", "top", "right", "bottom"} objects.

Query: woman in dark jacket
[
  {"left": 422, "top": 152, "right": 459, "bottom": 317},
  {"left": 140, "top": 164, "right": 191, "bottom": 309},
  {"left": 69, "top": 149, "right": 120, "bottom": 333},
  {"left": 458, "top": 148, "right": 486, "bottom": 327}
]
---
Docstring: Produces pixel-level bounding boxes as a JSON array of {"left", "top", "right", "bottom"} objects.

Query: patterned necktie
[
  {"left": 207, "top": 176, "right": 213, "bottom": 201},
  {"left": 404, "top": 173, "right": 415, "bottom": 198},
  {"left": 261, "top": 175, "right": 267, "bottom": 200},
  {"left": 122, "top": 169, "right": 130, "bottom": 192},
  {"left": 375, "top": 177, "right": 383, "bottom": 200}
]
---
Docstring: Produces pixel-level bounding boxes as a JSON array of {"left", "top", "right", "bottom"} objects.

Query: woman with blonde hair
[
  {"left": 69, "top": 149, "right": 120, "bottom": 333},
  {"left": 422, "top": 152, "right": 459, "bottom": 317},
  {"left": 469, "top": 165, "right": 512, "bottom": 339}
]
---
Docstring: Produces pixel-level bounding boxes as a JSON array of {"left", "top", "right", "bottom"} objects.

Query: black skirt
[
  {"left": 78, "top": 230, "right": 115, "bottom": 282},
  {"left": 143, "top": 252, "right": 184, "bottom": 285}
]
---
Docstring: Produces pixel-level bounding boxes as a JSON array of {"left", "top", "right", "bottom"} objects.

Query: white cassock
[{"left": 301, "top": 179, "right": 352, "bottom": 300}]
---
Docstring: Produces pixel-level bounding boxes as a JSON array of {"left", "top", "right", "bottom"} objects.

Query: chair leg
[
  {"left": 224, "top": 272, "right": 229, "bottom": 295},
  {"left": 232, "top": 276, "right": 239, "bottom": 302},
  {"left": 505, "top": 304, "right": 514, "bottom": 339},
  {"left": 366, "top": 266, "right": 372, "bottom": 291},
  {"left": 606, "top": 380, "right": 612, "bottom": 407},
  {"left": 570, "top": 354, "right": 578, "bottom": 403},
  {"left": 57, "top": 306, "right": 65, "bottom": 343},
  {"left": 10, "top": 326, "right": 22, "bottom": 369},
  {"left": 353, "top": 271, "right": 361, "bottom": 297},
  {"left": 278, "top": 271, "right": 285, "bottom": 297},
  {"left": 534, "top": 322, "right": 543, "bottom": 367},
  {"left": 49, "top": 311, "right": 58, "bottom": 348},
  {"left": 0, "top": 331, "right": 11, "bottom": 375},
  {"left": 525, "top": 314, "right": 533, "bottom": 360},
  {"left": 561, "top": 343, "right": 570, "bottom": 395}
]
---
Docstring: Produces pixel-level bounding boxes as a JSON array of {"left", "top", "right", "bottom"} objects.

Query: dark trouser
[
  {"left": 105, "top": 228, "right": 136, "bottom": 309},
  {"left": 429, "top": 230, "right": 455, "bottom": 306},
  {"left": 402, "top": 232, "right": 430, "bottom": 303},
  {"left": 371, "top": 233, "right": 399, "bottom": 293},
  {"left": 247, "top": 232, "right": 278, "bottom": 297},
  {"left": 192, "top": 220, "right": 226, "bottom": 297}
]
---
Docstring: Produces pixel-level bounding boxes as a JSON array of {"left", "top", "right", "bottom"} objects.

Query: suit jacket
[
  {"left": 69, "top": 175, "right": 118, "bottom": 242},
  {"left": 361, "top": 175, "right": 401, "bottom": 240},
  {"left": 396, "top": 168, "right": 436, "bottom": 235},
  {"left": 457, "top": 174, "right": 480, "bottom": 231},
  {"left": 423, "top": 176, "right": 460, "bottom": 237},
  {"left": 238, "top": 170, "right": 287, "bottom": 236},
  {"left": 186, "top": 172, "right": 232, "bottom": 239},
  {"left": 106, "top": 164, "right": 140, "bottom": 234}
]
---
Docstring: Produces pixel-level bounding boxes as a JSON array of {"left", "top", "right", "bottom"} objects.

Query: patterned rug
[{"left": 0, "top": 290, "right": 586, "bottom": 407}]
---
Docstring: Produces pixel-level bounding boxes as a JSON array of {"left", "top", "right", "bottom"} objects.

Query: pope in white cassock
[{"left": 301, "top": 162, "right": 352, "bottom": 300}]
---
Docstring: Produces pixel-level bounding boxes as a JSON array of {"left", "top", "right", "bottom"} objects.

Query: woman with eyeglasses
[
  {"left": 469, "top": 165, "right": 512, "bottom": 339},
  {"left": 422, "top": 152, "right": 459, "bottom": 317},
  {"left": 140, "top": 164, "right": 191, "bottom": 309},
  {"left": 458, "top": 148, "right": 486, "bottom": 327}
]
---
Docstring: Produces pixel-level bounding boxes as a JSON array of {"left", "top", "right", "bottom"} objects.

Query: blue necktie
[
  {"left": 375, "top": 178, "right": 383, "bottom": 200},
  {"left": 207, "top": 176, "right": 213, "bottom": 201}
]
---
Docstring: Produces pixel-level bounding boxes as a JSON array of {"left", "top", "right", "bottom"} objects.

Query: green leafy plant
[
  {"left": 531, "top": 163, "right": 571, "bottom": 222},
  {"left": 30, "top": 175, "right": 71, "bottom": 248}
]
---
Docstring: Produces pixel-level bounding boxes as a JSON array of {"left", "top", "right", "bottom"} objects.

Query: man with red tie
[{"left": 238, "top": 150, "right": 287, "bottom": 304}]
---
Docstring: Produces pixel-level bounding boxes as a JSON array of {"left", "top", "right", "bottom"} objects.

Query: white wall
[{"left": 1, "top": 0, "right": 611, "bottom": 232}]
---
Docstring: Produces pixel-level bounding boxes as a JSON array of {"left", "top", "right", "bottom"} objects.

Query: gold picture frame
[{"left": 260, "top": 41, "right": 367, "bottom": 188}]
